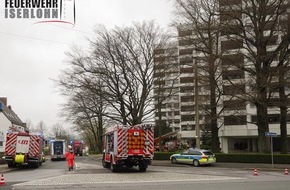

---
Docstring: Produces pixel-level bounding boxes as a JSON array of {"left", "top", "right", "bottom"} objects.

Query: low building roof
[{"left": 0, "top": 99, "right": 27, "bottom": 128}]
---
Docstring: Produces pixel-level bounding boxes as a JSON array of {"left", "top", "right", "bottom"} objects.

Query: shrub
[{"left": 89, "top": 150, "right": 99, "bottom": 155}]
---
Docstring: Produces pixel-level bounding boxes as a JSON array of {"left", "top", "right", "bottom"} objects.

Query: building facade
[
  {"left": 0, "top": 97, "right": 27, "bottom": 153},
  {"left": 154, "top": 0, "right": 290, "bottom": 153},
  {"left": 219, "top": 0, "right": 290, "bottom": 153}
]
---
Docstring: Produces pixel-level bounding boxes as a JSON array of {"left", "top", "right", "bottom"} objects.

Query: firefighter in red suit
[
  {"left": 65, "top": 145, "right": 72, "bottom": 159},
  {"left": 67, "top": 148, "right": 75, "bottom": 171}
]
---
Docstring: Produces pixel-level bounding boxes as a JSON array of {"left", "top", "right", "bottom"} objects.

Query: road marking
[{"left": 14, "top": 172, "right": 244, "bottom": 186}]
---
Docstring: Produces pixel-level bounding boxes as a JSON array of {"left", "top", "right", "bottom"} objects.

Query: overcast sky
[{"left": 0, "top": 0, "right": 174, "bottom": 131}]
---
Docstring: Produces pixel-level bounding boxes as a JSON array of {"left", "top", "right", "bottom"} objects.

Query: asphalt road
[{"left": 1, "top": 156, "right": 290, "bottom": 190}]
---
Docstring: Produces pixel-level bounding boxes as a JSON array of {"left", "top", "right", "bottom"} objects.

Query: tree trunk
[
  {"left": 279, "top": 103, "right": 288, "bottom": 154},
  {"left": 158, "top": 103, "right": 163, "bottom": 152},
  {"left": 278, "top": 66, "right": 288, "bottom": 154},
  {"left": 97, "top": 114, "right": 104, "bottom": 153},
  {"left": 256, "top": 101, "right": 270, "bottom": 153},
  {"left": 210, "top": 111, "right": 220, "bottom": 152},
  {"left": 209, "top": 56, "right": 220, "bottom": 152}
]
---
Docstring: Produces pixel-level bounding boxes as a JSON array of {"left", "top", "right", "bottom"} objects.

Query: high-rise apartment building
[
  {"left": 154, "top": 26, "right": 211, "bottom": 146},
  {"left": 153, "top": 47, "right": 180, "bottom": 133},
  {"left": 154, "top": 0, "right": 290, "bottom": 153},
  {"left": 219, "top": 0, "right": 290, "bottom": 153}
]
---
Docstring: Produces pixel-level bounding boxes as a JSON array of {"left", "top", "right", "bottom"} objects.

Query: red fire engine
[
  {"left": 71, "top": 140, "right": 84, "bottom": 156},
  {"left": 4, "top": 131, "right": 44, "bottom": 168},
  {"left": 102, "top": 124, "right": 154, "bottom": 172}
]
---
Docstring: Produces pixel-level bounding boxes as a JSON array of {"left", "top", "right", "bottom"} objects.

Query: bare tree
[
  {"left": 86, "top": 21, "right": 171, "bottom": 125},
  {"left": 57, "top": 71, "right": 106, "bottom": 152},
  {"left": 56, "top": 21, "right": 171, "bottom": 151},
  {"left": 220, "top": 0, "right": 290, "bottom": 153},
  {"left": 50, "top": 123, "right": 70, "bottom": 141},
  {"left": 277, "top": 43, "right": 290, "bottom": 154},
  {"left": 56, "top": 46, "right": 107, "bottom": 153},
  {"left": 25, "top": 119, "right": 34, "bottom": 131},
  {"left": 173, "top": 0, "right": 224, "bottom": 152}
]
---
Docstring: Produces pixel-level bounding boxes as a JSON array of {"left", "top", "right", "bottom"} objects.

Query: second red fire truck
[
  {"left": 102, "top": 124, "right": 154, "bottom": 172},
  {"left": 71, "top": 140, "right": 84, "bottom": 156},
  {"left": 4, "top": 131, "right": 44, "bottom": 168}
]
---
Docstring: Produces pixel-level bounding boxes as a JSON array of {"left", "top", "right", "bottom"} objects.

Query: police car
[{"left": 170, "top": 148, "right": 216, "bottom": 166}]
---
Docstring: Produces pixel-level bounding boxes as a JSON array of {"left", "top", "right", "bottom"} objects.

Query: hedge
[
  {"left": 215, "top": 153, "right": 290, "bottom": 164},
  {"left": 154, "top": 152, "right": 290, "bottom": 164},
  {"left": 154, "top": 152, "right": 176, "bottom": 160}
]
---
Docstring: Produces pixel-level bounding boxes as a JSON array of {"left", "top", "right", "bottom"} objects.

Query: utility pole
[{"left": 195, "top": 59, "right": 200, "bottom": 148}]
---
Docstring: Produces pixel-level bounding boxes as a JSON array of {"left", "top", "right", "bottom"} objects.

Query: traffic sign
[{"left": 265, "top": 132, "right": 277, "bottom": 137}]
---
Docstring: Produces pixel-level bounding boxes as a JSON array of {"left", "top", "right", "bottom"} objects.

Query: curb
[{"left": 0, "top": 164, "right": 13, "bottom": 173}]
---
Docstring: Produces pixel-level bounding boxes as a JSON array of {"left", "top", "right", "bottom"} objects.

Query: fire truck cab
[{"left": 102, "top": 124, "right": 154, "bottom": 172}]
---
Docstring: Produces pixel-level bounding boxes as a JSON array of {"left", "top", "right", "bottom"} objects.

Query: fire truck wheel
[
  {"left": 7, "top": 162, "right": 16, "bottom": 168},
  {"left": 110, "top": 161, "right": 118, "bottom": 172},
  {"left": 126, "top": 164, "right": 134, "bottom": 168},
  {"left": 34, "top": 162, "right": 40, "bottom": 168},
  {"left": 102, "top": 158, "right": 110, "bottom": 168},
  {"left": 139, "top": 165, "right": 147, "bottom": 172}
]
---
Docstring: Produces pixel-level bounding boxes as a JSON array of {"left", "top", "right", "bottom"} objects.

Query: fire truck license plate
[{"left": 132, "top": 149, "right": 140, "bottom": 154}]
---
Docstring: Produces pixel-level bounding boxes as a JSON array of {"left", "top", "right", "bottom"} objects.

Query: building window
[
  {"left": 179, "top": 39, "right": 192, "bottom": 46},
  {"left": 180, "top": 67, "right": 193, "bottom": 73},
  {"left": 181, "top": 96, "right": 194, "bottom": 102},
  {"left": 179, "top": 48, "right": 193, "bottom": 55},
  {"left": 224, "top": 115, "right": 247, "bottom": 125},
  {"left": 223, "top": 100, "right": 246, "bottom": 110},
  {"left": 181, "top": 105, "right": 195, "bottom": 112},
  {"left": 221, "top": 54, "right": 244, "bottom": 67},
  {"left": 220, "top": 0, "right": 242, "bottom": 6},
  {"left": 180, "top": 86, "right": 194, "bottom": 93},
  {"left": 222, "top": 69, "right": 244, "bottom": 80},
  {"left": 221, "top": 40, "right": 243, "bottom": 51},
  {"left": 181, "top": 124, "right": 194, "bottom": 131},
  {"left": 220, "top": 11, "right": 242, "bottom": 21},
  {"left": 174, "top": 119, "right": 180, "bottom": 124},
  {"left": 223, "top": 84, "right": 245, "bottom": 95},
  {"left": 252, "top": 114, "right": 287, "bottom": 124},
  {"left": 178, "top": 29, "right": 192, "bottom": 37},
  {"left": 179, "top": 57, "right": 193, "bottom": 64},
  {"left": 181, "top": 115, "right": 195, "bottom": 121},
  {"left": 180, "top": 77, "right": 194, "bottom": 84}
]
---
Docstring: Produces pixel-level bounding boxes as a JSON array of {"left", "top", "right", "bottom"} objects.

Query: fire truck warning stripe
[{"left": 5, "top": 133, "right": 17, "bottom": 155}]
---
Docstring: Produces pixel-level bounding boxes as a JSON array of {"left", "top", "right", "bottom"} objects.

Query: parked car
[{"left": 170, "top": 148, "right": 216, "bottom": 166}]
